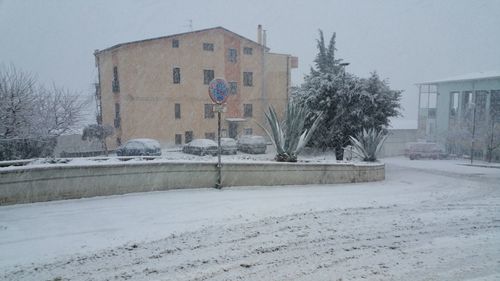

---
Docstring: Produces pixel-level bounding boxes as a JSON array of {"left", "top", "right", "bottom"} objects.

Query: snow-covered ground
[{"left": 0, "top": 157, "right": 499, "bottom": 280}]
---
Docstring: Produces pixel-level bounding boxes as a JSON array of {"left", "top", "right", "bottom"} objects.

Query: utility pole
[{"left": 340, "top": 62, "right": 350, "bottom": 92}]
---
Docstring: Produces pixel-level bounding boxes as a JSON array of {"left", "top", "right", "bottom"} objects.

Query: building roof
[
  {"left": 417, "top": 71, "right": 500, "bottom": 85},
  {"left": 95, "top": 26, "right": 269, "bottom": 55}
]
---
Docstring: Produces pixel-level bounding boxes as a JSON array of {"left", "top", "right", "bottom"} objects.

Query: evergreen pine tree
[{"left": 294, "top": 30, "right": 402, "bottom": 160}]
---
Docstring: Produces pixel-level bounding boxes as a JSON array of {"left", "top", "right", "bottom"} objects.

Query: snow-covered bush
[
  {"left": 293, "top": 30, "right": 401, "bottom": 160},
  {"left": 349, "top": 128, "right": 387, "bottom": 162},
  {"left": 259, "top": 101, "right": 322, "bottom": 162},
  {"left": 0, "top": 137, "right": 57, "bottom": 161}
]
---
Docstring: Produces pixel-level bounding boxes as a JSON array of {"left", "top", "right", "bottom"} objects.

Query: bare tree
[
  {"left": 0, "top": 64, "right": 88, "bottom": 160},
  {"left": 0, "top": 64, "right": 37, "bottom": 138},
  {"left": 32, "top": 84, "right": 88, "bottom": 137}
]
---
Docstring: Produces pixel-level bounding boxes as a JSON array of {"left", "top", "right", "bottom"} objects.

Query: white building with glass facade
[{"left": 416, "top": 72, "right": 500, "bottom": 161}]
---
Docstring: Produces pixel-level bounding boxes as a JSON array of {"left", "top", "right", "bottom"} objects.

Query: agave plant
[
  {"left": 259, "top": 102, "right": 322, "bottom": 162},
  {"left": 349, "top": 128, "right": 387, "bottom": 162}
]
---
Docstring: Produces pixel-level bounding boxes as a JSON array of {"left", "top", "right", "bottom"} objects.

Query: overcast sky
[{"left": 1, "top": 0, "right": 499, "bottom": 126}]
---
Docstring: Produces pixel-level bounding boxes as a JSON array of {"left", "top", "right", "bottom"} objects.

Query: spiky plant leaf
[
  {"left": 349, "top": 128, "right": 387, "bottom": 161},
  {"left": 259, "top": 101, "right": 322, "bottom": 162}
]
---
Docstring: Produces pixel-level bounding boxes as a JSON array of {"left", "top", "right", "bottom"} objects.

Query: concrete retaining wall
[{"left": 0, "top": 162, "right": 384, "bottom": 205}]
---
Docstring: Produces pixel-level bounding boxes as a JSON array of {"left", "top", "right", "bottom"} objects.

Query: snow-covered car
[
  {"left": 116, "top": 138, "right": 161, "bottom": 156},
  {"left": 237, "top": 135, "right": 267, "bottom": 154},
  {"left": 183, "top": 139, "right": 218, "bottom": 156},
  {"left": 405, "top": 142, "right": 447, "bottom": 160},
  {"left": 220, "top": 138, "right": 237, "bottom": 155}
]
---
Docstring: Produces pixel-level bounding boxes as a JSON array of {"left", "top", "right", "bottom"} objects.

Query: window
[
  {"left": 460, "top": 91, "right": 473, "bottom": 120},
  {"left": 243, "top": 47, "right": 253, "bottom": 55},
  {"left": 112, "top": 66, "right": 120, "bottom": 93},
  {"left": 113, "top": 66, "right": 118, "bottom": 81},
  {"left": 185, "top": 131, "right": 193, "bottom": 143},
  {"left": 204, "top": 104, "right": 214, "bottom": 119},
  {"left": 428, "top": 108, "right": 436, "bottom": 119},
  {"left": 173, "top": 67, "right": 180, "bottom": 84},
  {"left": 203, "top": 69, "right": 214, "bottom": 84},
  {"left": 244, "top": 128, "right": 253, "bottom": 135},
  {"left": 175, "top": 134, "right": 182, "bottom": 145},
  {"left": 172, "top": 39, "right": 179, "bottom": 48},
  {"left": 491, "top": 90, "right": 500, "bottom": 122},
  {"left": 175, "top": 103, "right": 181, "bottom": 119},
  {"left": 244, "top": 104, "right": 253, "bottom": 118},
  {"left": 450, "top": 92, "right": 459, "bottom": 117},
  {"left": 229, "top": 81, "right": 237, "bottom": 95},
  {"left": 115, "top": 103, "right": 120, "bottom": 119},
  {"left": 203, "top": 43, "right": 214, "bottom": 51},
  {"left": 475, "top": 90, "right": 488, "bottom": 121},
  {"left": 114, "top": 103, "right": 121, "bottom": 128},
  {"left": 243, "top": 72, "right": 253, "bottom": 86},
  {"left": 228, "top": 48, "right": 237, "bottom": 63},
  {"left": 205, "top": 132, "right": 215, "bottom": 140}
]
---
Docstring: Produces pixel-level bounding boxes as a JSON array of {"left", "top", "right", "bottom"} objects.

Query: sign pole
[
  {"left": 208, "top": 78, "right": 229, "bottom": 189},
  {"left": 216, "top": 109, "right": 222, "bottom": 189}
]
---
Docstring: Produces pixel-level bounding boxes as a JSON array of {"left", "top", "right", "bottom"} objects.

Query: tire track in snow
[{"left": 4, "top": 202, "right": 499, "bottom": 281}]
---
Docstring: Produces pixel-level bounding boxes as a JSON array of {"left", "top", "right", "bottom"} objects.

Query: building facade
[
  {"left": 416, "top": 72, "right": 500, "bottom": 161},
  {"left": 94, "top": 26, "right": 297, "bottom": 148}
]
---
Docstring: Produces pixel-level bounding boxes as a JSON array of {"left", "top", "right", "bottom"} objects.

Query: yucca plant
[
  {"left": 259, "top": 102, "right": 322, "bottom": 162},
  {"left": 349, "top": 128, "right": 387, "bottom": 162}
]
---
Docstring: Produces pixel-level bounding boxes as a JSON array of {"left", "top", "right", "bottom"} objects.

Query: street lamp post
[
  {"left": 339, "top": 62, "right": 350, "bottom": 89},
  {"left": 339, "top": 62, "right": 350, "bottom": 79},
  {"left": 339, "top": 62, "right": 349, "bottom": 160}
]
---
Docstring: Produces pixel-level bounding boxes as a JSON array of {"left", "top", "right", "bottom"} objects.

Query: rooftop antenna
[{"left": 183, "top": 19, "right": 193, "bottom": 31}]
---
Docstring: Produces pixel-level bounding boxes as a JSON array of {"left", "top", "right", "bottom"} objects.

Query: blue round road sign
[{"left": 208, "top": 78, "right": 229, "bottom": 104}]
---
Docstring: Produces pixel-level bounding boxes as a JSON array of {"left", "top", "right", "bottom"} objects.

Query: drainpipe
[
  {"left": 263, "top": 30, "right": 267, "bottom": 48},
  {"left": 262, "top": 29, "right": 267, "bottom": 113},
  {"left": 471, "top": 81, "right": 476, "bottom": 165},
  {"left": 94, "top": 50, "right": 102, "bottom": 125},
  {"left": 286, "top": 55, "right": 290, "bottom": 103},
  {"left": 258, "top": 25, "right": 267, "bottom": 133},
  {"left": 418, "top": 84, "right": 422, "bottom": 139}
]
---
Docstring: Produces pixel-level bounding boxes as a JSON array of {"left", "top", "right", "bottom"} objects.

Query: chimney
[{"left": 257, "top": 24, "right": 262, "bottom": 45}]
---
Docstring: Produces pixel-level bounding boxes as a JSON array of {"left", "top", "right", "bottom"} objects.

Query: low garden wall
[{"left": 0, "top": 161, "right": 384, "bottom": 205}]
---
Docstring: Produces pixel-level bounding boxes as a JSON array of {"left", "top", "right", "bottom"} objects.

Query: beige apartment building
[{"left": 94, "top": 26, "right": 298, "bottom": 148}]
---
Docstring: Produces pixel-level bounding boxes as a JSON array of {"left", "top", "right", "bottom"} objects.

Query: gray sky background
[{"left": 1, "top": 0, "right": 499, "bottom": 127}]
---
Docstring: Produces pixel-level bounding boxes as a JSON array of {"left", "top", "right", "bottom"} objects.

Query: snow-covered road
[{"left": 1, "top": 157, "right": 499, "bottom": 280}]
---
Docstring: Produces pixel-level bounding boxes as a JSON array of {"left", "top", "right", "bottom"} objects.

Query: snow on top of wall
[{"left": 0, "top": 152, "right": 382, "bottom": 172}]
